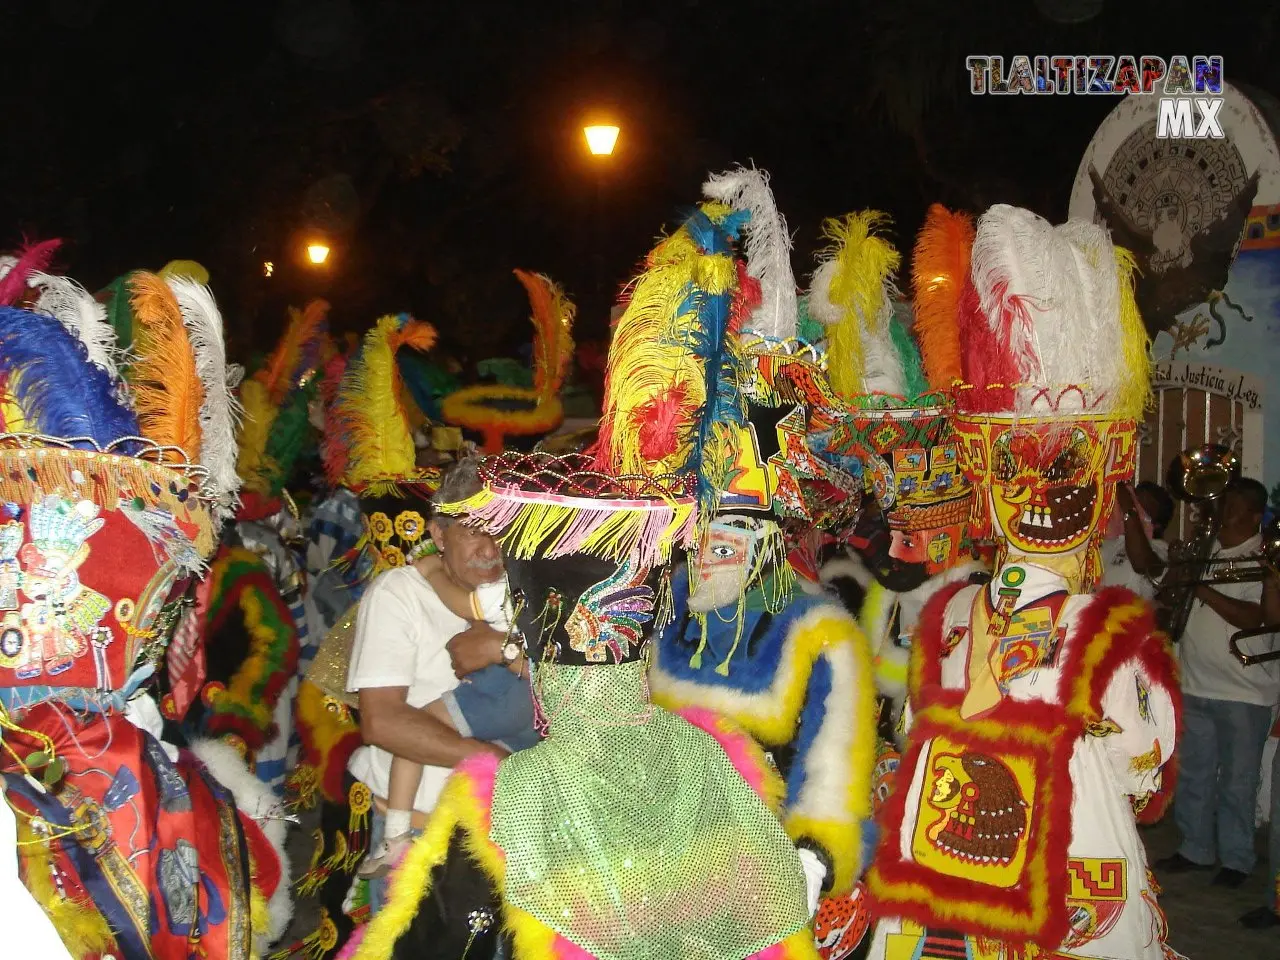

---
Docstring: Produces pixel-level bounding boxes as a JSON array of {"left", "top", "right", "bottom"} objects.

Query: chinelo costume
[
  {"left": 864, "top": 205, "right": 1183, "bottom": 960},
  {"left": 441, "top": 270, "right": 576, "bottom": 453},
  {"left": 0, "top": 249, "right": 291, "bottom": 958},
  {"left": 171, "top": 300, "right": 335, "bottom": 794},
  {"left": 279, "top": 313, "right": 445, "bottom": 959},
  {"left": 341, "top": 211, "right": 820, "bottom": 953},
  {"left": 806, "top": 207, "right": 984, "bottom": 748},
  {"left": 602, "top": 168, "right": 875, "bottom": 957}
]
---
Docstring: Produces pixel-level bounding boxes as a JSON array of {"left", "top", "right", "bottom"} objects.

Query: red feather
[{"left": 0, "top": 239, "right": 62, "bottom": 306}]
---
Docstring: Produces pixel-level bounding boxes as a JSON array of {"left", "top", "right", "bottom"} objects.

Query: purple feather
[{"left": 0, "top": 307, "right": 139, "bottom": 449}]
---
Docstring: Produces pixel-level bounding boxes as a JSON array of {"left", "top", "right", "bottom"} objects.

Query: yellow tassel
[
  {"left": 271, "top": 908, "right": 340, "bottom": 960},
  {"left": 322, "top": 830, "right": 349, "bottom": 874},
  {"left": 345, "top": 781, "right": 373, "bottom": 871},
  {"left": 295, "top": 828, "right": 329, "bottom": 897}
]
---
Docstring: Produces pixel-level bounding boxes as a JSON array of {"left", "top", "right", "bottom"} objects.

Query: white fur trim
[
  {"left": 819, "top": 552, "right": 873, "bottom": 589},
  {"left": 188, "top": 738, "right": 294, "bottom": 945},
  {"left": 652, "top": 602, "right": 873, "bottom": 827}
]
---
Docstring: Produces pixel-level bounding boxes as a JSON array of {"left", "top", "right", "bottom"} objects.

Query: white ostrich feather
[
  {"left": 806, "top": 259, "right": 843, "bottom": 327},
  {"left": 972, "top": 205, "right": 1128, "bottom": 414},
  {"left": 28, "top": 272, "right": 124, "bottom": 384},
  {"left": 1057, "top": 218, "right": 1123, "bottom": 408},
  {"left": 971, "top": 205, "right": 1052, "bottom": 385},
  {"left": 167, "top": 277, "right": 242, "bottom": 519},
  {"left": 702, "top": 164, "right": 798, "bottom": 339}
]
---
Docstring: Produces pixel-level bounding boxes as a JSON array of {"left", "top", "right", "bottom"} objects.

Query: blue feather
[
  {"left": 0, "top": 307, "right": 139, "bottom": 448},
  {"left": 676, "top": 210, "right": 748, "bottom": 512}
]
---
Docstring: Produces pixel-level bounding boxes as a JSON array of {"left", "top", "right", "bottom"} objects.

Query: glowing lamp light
[
  {"left": 306, "top": 243, "right": 330, "bottom": 265},
  {"left": 263, "top": 261, "right": 274, "bottom": 277},
  {"left": 584, "top": 124, "right": 620, "bottom": 157}
]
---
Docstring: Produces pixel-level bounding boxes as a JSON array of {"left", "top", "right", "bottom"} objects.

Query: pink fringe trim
[{"left": 677, "top": 707, "right": 769, "bottom": 801}]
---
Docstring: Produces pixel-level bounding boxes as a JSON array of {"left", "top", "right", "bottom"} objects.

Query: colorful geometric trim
[{"left": 0, "top": 441, "right": 216, "bottom": 567}]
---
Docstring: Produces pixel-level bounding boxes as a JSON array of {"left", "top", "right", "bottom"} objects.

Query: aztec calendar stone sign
[{"left": 1069, "top": 82, "right": 1280, "bottom": 341}]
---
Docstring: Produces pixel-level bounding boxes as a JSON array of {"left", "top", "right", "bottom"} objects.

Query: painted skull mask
[{"left": 951, "top": 415, "right": 1137, "bottom": 561}]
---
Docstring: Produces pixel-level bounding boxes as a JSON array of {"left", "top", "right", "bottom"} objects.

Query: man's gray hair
[{"left": 431, "top": 456, "right": 484, "bottom": 525}]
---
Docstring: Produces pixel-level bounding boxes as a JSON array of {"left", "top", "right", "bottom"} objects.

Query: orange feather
[
  {"left": 911, "top": 204, "right": 973, "bottom": 389},
  {"left": 128, "top": 272, "right": 205, "bottom": 462},
  {"left": 513, "top": 269, "right": 575, "bottom": 401},
  {"left": 258, "top": 299, "right": 330, "bottom": 405}
]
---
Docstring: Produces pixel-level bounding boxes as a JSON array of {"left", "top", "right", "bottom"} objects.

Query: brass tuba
[{"left": 1159, "top": 444, "right": 1242, "bottom": 641}]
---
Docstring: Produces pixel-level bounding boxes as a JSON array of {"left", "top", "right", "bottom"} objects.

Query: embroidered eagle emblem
[{"left": 564, "top": 558, "right": 655, "bottom": 663}]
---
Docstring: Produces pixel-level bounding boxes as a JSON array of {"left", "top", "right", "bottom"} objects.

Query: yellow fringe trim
[
  {"left": 0, "top": 445, "right": 215, "bottom": 559},
  {"left": 439, "top": 487, "right": 694, "bottom": 567}
]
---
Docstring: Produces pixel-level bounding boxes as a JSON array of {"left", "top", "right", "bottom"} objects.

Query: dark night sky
[{"left": 2, "top": 0, "right": 1274, "bottom": 366}]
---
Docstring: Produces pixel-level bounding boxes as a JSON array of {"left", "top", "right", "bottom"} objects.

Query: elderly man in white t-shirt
[
  {"left": 346, "top": 461, "right": 511, "bottom": 843},
  {"left": 1156, "top": 478, "right": 1279, "bottom": 889}
]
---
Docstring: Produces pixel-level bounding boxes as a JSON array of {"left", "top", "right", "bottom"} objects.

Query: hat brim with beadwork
[{"left": 437, "top": 452, "right": 696, "bottom": 665}]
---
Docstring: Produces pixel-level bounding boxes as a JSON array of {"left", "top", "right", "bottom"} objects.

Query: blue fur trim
[
  {"left": 786, "top": 652, "right": 831, "bottom": 809},
  {"left": 658, "top": 566, "right": 841, "bottom": 696}
]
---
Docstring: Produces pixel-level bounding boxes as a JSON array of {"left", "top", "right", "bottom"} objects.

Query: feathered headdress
[
  {"left": 592, "top": 202, "right": 750, "bottom": 516},
  {"left": 440, "top": 270, "right": 576, "bottom": 452},
  {"left": 128, "top": 272, "right": 206, "bottom": 463},
  {"left": 169, "top": 278, "right": 242, "bottom": 520},
  {"left": 236, "top": 301, "right": 333, "bottom": 500},
  {"left": 958, "top": 204, "right": 1151, "bottom": 417},
  {"left": 258, "top": 300, "right": 331, "bottom": 406},
  {"left": 0, "top": 239, "right": 62, "bottom": 307},
  {"left": 808, "top": 211, "right": 924, "bottom": 402},
  {"left": 328, "top": 314, "right": 439, "bottom": 494},
  {"left": 702, "top": 165, "right": 797, "bottom": 341}
]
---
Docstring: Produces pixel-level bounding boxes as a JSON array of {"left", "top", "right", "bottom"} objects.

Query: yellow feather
[
  {"left": 332, "top": 316, "right": 437, "bottom": 489},
  {"left": 1112, "top": 246, "right": 1153, "bottom": 419},
  {"left": 596, "top": 202, "right": 738, "bottom": 477},
  {"left": 16, "top": 821, "right": 117, "bottom": 956},
  {"left": 236, "top": 378, "right": 278, "bottom": 496},
  {"left": 817, "top": 211, "right": 901, "bottom": 398},
  {"left": 128, "top": 271, "right": 205, "bottom": 462}
]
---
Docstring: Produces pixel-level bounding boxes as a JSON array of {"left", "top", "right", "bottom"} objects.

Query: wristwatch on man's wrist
[{"left": 502, "top": 640, "right": 523, "bottom": 664}]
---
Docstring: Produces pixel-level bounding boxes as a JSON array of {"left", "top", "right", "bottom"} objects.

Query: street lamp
[
  {"left": 584, "top": 124, "right": 620, "bottom": 157},
  {"left": 306, "top": 243, "right": 330, "bottom": 265}
]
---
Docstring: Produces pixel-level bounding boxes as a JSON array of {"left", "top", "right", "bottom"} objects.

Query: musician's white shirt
[
  {"left": 1098, "top": 536, "right": 1168, "bottom": 601},
  {"left": 1181, "top": 533, "right": 1280, "bottom": 706}
]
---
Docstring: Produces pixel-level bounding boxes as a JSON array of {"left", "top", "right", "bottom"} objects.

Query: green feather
[
  {"left": 795, "top": 294, "right": 825, "bottom": 345},
  {"left": 263, "top": 381, "right": 317, "bottom": 495},
  {"left": 888, "top": 306, "right": 928, "bottom": 399}
]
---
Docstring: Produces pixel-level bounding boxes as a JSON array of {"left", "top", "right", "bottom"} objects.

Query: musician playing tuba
[{"left": 1157, "top": 477, "right": 1278, "bottom": 888}]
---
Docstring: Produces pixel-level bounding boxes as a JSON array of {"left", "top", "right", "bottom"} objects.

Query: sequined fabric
[{"left": 491, "top": 661, "right": 809, "bottom": 960}]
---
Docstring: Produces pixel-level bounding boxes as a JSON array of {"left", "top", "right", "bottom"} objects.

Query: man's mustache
[{"left": 463, "top": 556, "right": 503, "bottom": 573}]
